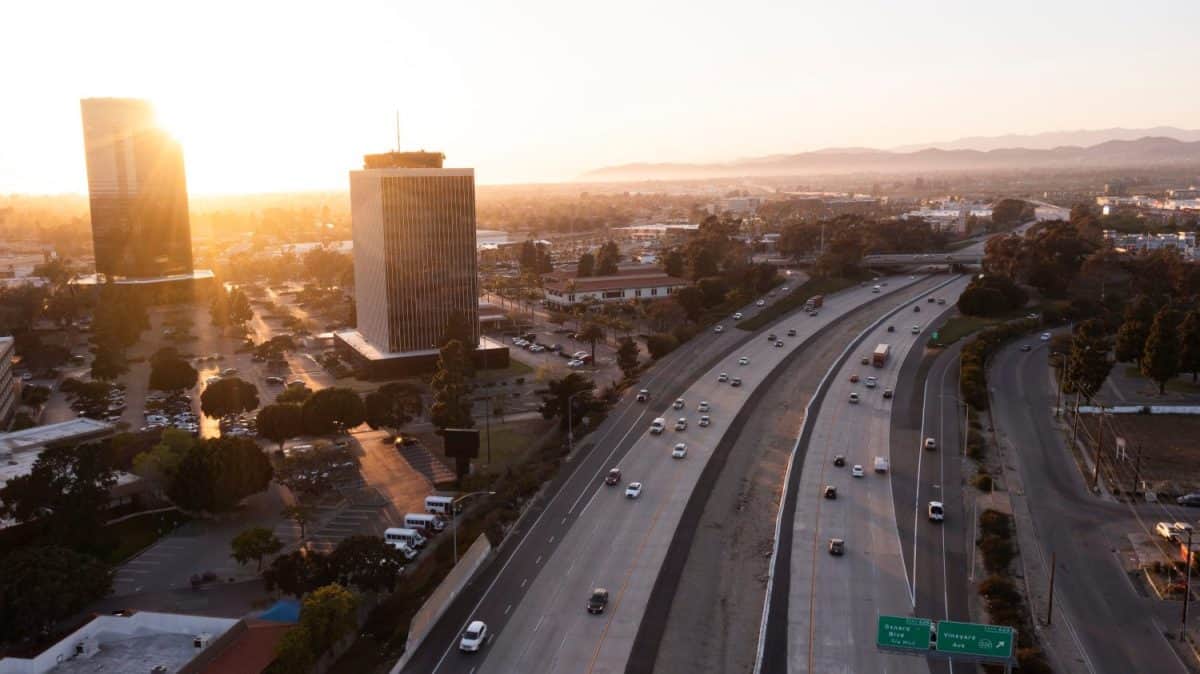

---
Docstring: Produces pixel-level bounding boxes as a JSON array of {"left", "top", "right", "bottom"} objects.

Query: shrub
[
  {"left": 972, "top": 472, "right": 993, "bottom": 491},
  {"left": 980, "top": 536, "right": 1015, "bottom": 574},
  {"left": 979, "top": 509, "right": 1012, "bottom": 539}
]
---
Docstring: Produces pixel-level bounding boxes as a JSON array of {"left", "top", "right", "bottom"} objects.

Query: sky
[{"left": 2, "top": 0, "right": 1199, "bottom": 194}]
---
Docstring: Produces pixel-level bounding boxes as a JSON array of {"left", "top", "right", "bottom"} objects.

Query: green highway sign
[
  {"left": 876, "top": 615, "right": 933, "bottom": 651},
  {"left": 932, "top": 331, "right": 939, "bottom": 341},
  {"left": 935, "top": 620, "right": 1015, "bottom": 659}
]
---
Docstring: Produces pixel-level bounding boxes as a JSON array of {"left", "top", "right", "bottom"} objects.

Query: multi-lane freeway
[{"left": 402, "top": 275, "right": 951, "bottom": 673}]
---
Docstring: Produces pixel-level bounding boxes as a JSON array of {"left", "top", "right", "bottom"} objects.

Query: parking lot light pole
[{"left": 452, "top": 490, "right": 496, "bottom": 566}]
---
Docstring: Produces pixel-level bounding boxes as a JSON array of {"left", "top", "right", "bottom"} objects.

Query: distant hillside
[
  {"left": 582, "top": 137, "right": 1200, "bottom": 182},
  {"left": 892, "top": 127, "right": 1200, "bottom": 152}
]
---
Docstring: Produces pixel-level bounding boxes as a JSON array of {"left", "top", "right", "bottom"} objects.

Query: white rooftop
[
  {"left": 0, "top": 611, "right": 238, "bottom": 674},
  {"left": 0, "top": 418, "right": 115, "bottom": 458}
]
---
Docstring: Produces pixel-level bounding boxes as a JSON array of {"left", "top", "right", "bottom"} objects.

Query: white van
[
  {"left": 425, "top": 495, "right": 455, "bottom": 516},
  {"left": 874, "top": 456, "right": 890, "bottom": 473},
  {"left": 385, "top": 527, "right": 427, "bottom": 549},
  {"left": 384, "top": 537, "right": 418, "bottom": 560},
  {"left": 650, "top": 418, "right": 666, "bottom": 434},
  {"left": 404, "top": 513, "right": 446, "bottom": 533}
]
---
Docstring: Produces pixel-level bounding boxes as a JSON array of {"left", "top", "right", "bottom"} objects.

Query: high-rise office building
[
  {"left": 80, "top": 98, "right": 194, "bottom": 280},
  {"left": 336, "top": 152, "right": 506, "bottom": 378},
  {"left": 0, "top": 336, "right": 16, "bottom": 428}
]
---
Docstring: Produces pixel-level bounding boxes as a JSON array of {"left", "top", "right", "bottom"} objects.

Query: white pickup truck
[{"left": 874, "top": 456, "right": 890, "bottom": 473}]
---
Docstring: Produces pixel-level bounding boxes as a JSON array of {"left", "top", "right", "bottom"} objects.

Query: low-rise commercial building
[
  {"left": 1104, "top": 230, "right": 1198, "bottom": 259},
  {"left": 542, "top": 266, "right": 689, "bottom": 307}
]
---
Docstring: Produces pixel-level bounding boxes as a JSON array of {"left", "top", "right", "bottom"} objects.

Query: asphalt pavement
[
  {"left": 989, "top": 339, "right": 1192, "bottom": 674},
  {"left": 400, "top": 276, "right": 930, "bottom": 674}
]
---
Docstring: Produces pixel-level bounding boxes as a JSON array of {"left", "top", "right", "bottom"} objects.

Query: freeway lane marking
[
  {"left": 504, "top": 604, "right": 511, "bottom": 616},
  {"left": 520, "top": 578, "right": 527, "bottom": 588},
  {"left": 584, "top": 460, "right": 678, "bottom": 674},
  {"left": 548, "top": 535, "right": 554, "bottom": 543}
]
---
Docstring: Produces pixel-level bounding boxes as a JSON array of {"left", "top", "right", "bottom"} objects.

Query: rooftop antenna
[{"left": 394, "top": 111, "right": 401, "bottom": 152}]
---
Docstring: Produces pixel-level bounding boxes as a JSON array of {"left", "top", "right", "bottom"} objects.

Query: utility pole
[
  {"left": 1184, "top": 527, "right": 1195, "bottom": 641},
  {"left": 1092, "top": 408, "right": 1104, "bottom": 491},
  {"left": 1047, "top": 551, "right": 1057, "bottom": 626},
  {"left": 1133, "top": 445, "right": 1143, "bottom": 495},
  {"left": 1070, "top": 392, "right": 1082, "bottom": 453}
]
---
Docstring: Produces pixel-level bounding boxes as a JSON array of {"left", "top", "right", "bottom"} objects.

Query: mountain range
[{"left": 583, "top": 130, "right": 1200, "bottom": 182}]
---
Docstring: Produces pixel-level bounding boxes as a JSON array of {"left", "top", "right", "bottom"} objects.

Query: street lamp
[{"left": 451, "top": 490, "right": 496, "bottom": 565}]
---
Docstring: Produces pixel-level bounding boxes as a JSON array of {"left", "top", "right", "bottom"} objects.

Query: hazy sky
[{"left": 3, "top": 0, "right": 1198, "bottom": 194}]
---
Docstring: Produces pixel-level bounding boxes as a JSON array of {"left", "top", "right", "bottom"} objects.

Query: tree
[
  {"left": 576, "top": 252, "right": 595, "bottom": 278},
  {"left": 645, "top": 333, "right": 679, "bottom": 360},
  {"left": 1141, "top": 307, "right": 1181, "bottom": 394},
  {"left": 276, "top": 384, "right": 313, "bottom": 404},
  {"left": 991, "top": 199, "right": 1029, "bottom": 229},
  {"left": 364, "top": 382, "right": 423, "bottom": 436},
  {"left": 263, "top": 550, "right": 332, "bottom": 598},
  {"left": 256, "top": 403, "right": 304, "bottom": 450},
  {"left": 148, "top": 351, "right": 198, "bottom": 392},
  {"left": 1180, "top": 310, "right": 1200, "bottom": 382},
  {"left": 327, "top": 535, "right": 405, "bottom": 593},
  {"left": 200, "top": 376, "right": 260, "bottom": 419},
  {"left": 430, "top": 340, "right": 474, "bottom": 431},
  {"left": 0, "top": 442, "right": 117, "bottom": 553},
  {"left": 301, "top": 387, "right": 366, "bottom": 435},
  {"left": 211, "top": 286, "right": 254, "bottom": 328},
  {"left": 673, "top": 286, "right": 705, "bottom": 322},
  {"left": 299, "top": 584, "right": 359, "bottom": 656},
  {"left": 133, "top": 428, "right": 195, "bottom": 483},
  {"left": 1064, "top": 320, "right": 1113, "bottom": 403},
  {"left": 282, "top": 503, "right": 317, "bottom": 541},
  {"left": 662, "top": 249, "right": 685, "bottom": 277},
  {"left": 0, "top": 546, "right": 113, "bottom": 643},
  {"left": 616, "top": 337, "right": 639, "bottom": 377},
  {"left": 168, "top": 436, "right": 273, "bottom": 512},
  {"left": 596, "top": 240, "right": 620, "bottom": 275},
  {"left": 1114, "top": 320, "right": 1149, "bottom": 364},
  {"left": 270, "top": 625, "right": 316, "bottom": 673},
  {"left": 539, "top": 372, "right": 596, "bottom": 430},
  {"left": 90, "top": 346, "right": 128, "bottom": 381},
  {"left": 579, "top": 322, "right": 606, "bottom": 364},
  {"left": 231, "top": 527, "right": 283, "bottom": 572}
]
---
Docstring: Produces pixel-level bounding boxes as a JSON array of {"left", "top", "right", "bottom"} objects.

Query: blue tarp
[{"left": 258, "top": 599, "right": 301, "bottom": 623}]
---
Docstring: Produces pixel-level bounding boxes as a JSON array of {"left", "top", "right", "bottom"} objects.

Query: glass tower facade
[
  {"left": 80, "top": 98, "right": 194, "bottom": 279},
  {"left": 351, "top": 165, "right": 479, "bottom": 354}
]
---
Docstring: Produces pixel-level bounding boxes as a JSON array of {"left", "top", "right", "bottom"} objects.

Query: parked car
[{"left": 1179, "top": 493, "right": 1200, "bottom": 507}]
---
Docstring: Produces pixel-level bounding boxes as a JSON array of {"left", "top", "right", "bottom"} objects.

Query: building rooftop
[
  {"left": 543, "top": 266, "right": 689, "bottom": 293},
  {"left": 0, "top": 418, "right": 115, "bottom": 456},
  {"left": 335, "top": 330, "right": 506, "bottom": 362},
  {"left": 70, "top": 269, "right": 215, "bottom": 286},
  {"left": 363, "top": 150, "right": 445, "bottom": 169},
  {"left": 0, "top": 611, "right": 238, "bottom": 674}
]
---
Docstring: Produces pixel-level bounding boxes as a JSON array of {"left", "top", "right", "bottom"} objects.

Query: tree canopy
[
  {"left": 301, "top": 387, "right": 366, "bottom": 435},
  {"left": 231, "top": 527, "right": 283, "bottom": 572},
  {"left": 539, "top": 372, "right": 597, "bottom": 431},
  {"left": 430, "top": 340, "right": 474, "bottom": 431},
  {"left": 364, "top": 382, "right": 423, "bottom": 435},
  {"left": 200, "top": 376, "right": 260, "bottom": 419},
  {"left": 256, "top": 403, "right": 305, "bottom": 450},
  {"left": 0, "top": 546, "right": 113, "bottom": 643},
  {"left": 167, "top": 436, "right": 273, "bottom": 512}
]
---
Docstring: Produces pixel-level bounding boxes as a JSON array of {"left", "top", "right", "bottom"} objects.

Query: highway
[
  {"left": 890, "top": 319, "right": 972, "bottom": 674},
  {"left": 989, "top": 338, "right": 1192, "bottom": 674},
  {"left": 778, "top": 275, "right": 968, "bottom": 674},
  {"left": 402, "top": 275, "right": 935, "bottom": 673}
]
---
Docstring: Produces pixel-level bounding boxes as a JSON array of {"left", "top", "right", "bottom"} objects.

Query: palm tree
[{"left": 579, "top": 322, "right": 606, "bottom": 365}]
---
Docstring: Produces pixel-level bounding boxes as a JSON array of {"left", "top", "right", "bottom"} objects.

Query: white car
[
  {"left": 699, "top": 415, "right": 711, "bottom": 427},
  {"left": 864, "top": 376, "right": 877, "bottom": 388},
  {"left": 1156, "top": 522, "right": 1179, "bottom": 541},
  {"left": 1040, "top": 332, "right": 1051, "bottom": 341},
  {"left": 567, "top": 359, "right": 583, "bottom": 368},
  {"left": 718, "top": 372, "right": 729, "bottom": 382},
  {"left": 848, "top": 392, "right": 860, "bottom": 404},
  {"left": 782, "top": 286, "right": 789, "bottom": 292},
  {"left": 675, "top": 418, "right": 688, "bottom": 431},
  {"left": 756, "top": 300, "right": 766, "bottom": 307},
  {"left": 714, "top": 325, "right": 724, "bottom": 333},
  {"left": 697, "top": 401, "right": 710, "bottom": 412},
  {"left": 636, "top": 389, "right": 649, "bottom": 402},
  {"left": 673, "top": 398, "right": 685, "bottom": 410},
  {"left": 924, "top": 437, "right": 937, "bottom": 450},
  {"left": 851, "top": 465, "right": 865, "bottom": 478},
  {"left": 625, "top": 482, "right": 643, "bottom": 498},
  {"left": 733, "top": 312, "right": 744, "bottom": 320},
  {"left": 459, "top": 620, "right": 488, "bottom": 652},
  {"left": 738, "top": 356, "right": 749, "bottom": 366},
  {"left": 911, "top": 325, "right": 920, "bottom": 334},
  {"left": 672, "top": 443, "right": 687, "bottom": 459},
  {"left": 573, "top": 351, "right": 589, "bottom": 360},
  {"left": 775, "top": 340, "right": 784, "bottom": 348},
  {"left": 928, "top": 501, "right": 945, "bottom": 522}
]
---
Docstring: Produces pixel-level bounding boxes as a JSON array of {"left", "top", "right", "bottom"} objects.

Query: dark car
[
  {"left": 787, "top": 329, "right": 797, "bottom": 337},
  {"left": 1178, "top": 493, "right": 1200, "bottom": 507},
  {"left": 913, "top": 305, "right": 921, "bottom": 312},
  {"left": 828, "top": 538, "right": 845, "bottom": 556},
  {"left": 823, "top": 485, "right": 837, "bottom": 499},
  {"left": 605, "top": 468, "right": 622, "bottom": 486},
  {"left": 833, "top": 455, "right": 846, "bottom": 467},
  {"left": 1020, "top": 344, "right": 1032, "bottom": 352},
  {"left": 587, "top": 588, "right": 610, "bottom": 614},
  {"left": 928, "top": 297, "right": 936, "bottom": 303},
  {"left": 887, "top": 325, "right": 895, "bottom": 332}
]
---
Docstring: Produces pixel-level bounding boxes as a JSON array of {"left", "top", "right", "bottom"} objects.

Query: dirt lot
[{"left": 1079, "top": 414, "right": 1200, "bottom": 495}]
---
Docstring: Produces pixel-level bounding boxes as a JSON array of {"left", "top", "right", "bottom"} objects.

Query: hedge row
[
  {"left": 976, "top": 509, "right": 1053, "bottom": 674},
  {"left": 960, "top": 318, "right": 1039, "bottom": 410}
]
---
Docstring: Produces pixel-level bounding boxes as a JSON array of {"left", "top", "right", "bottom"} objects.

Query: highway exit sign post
[
  {"left": 936, "top": 620, "right": 1015, "bottom": 659},
  {"left": 876, "top": 615, "right": 1016, "bottom": 669},
  {"left": 876, "top": 615, "right": 932, "bottom": 651}
]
